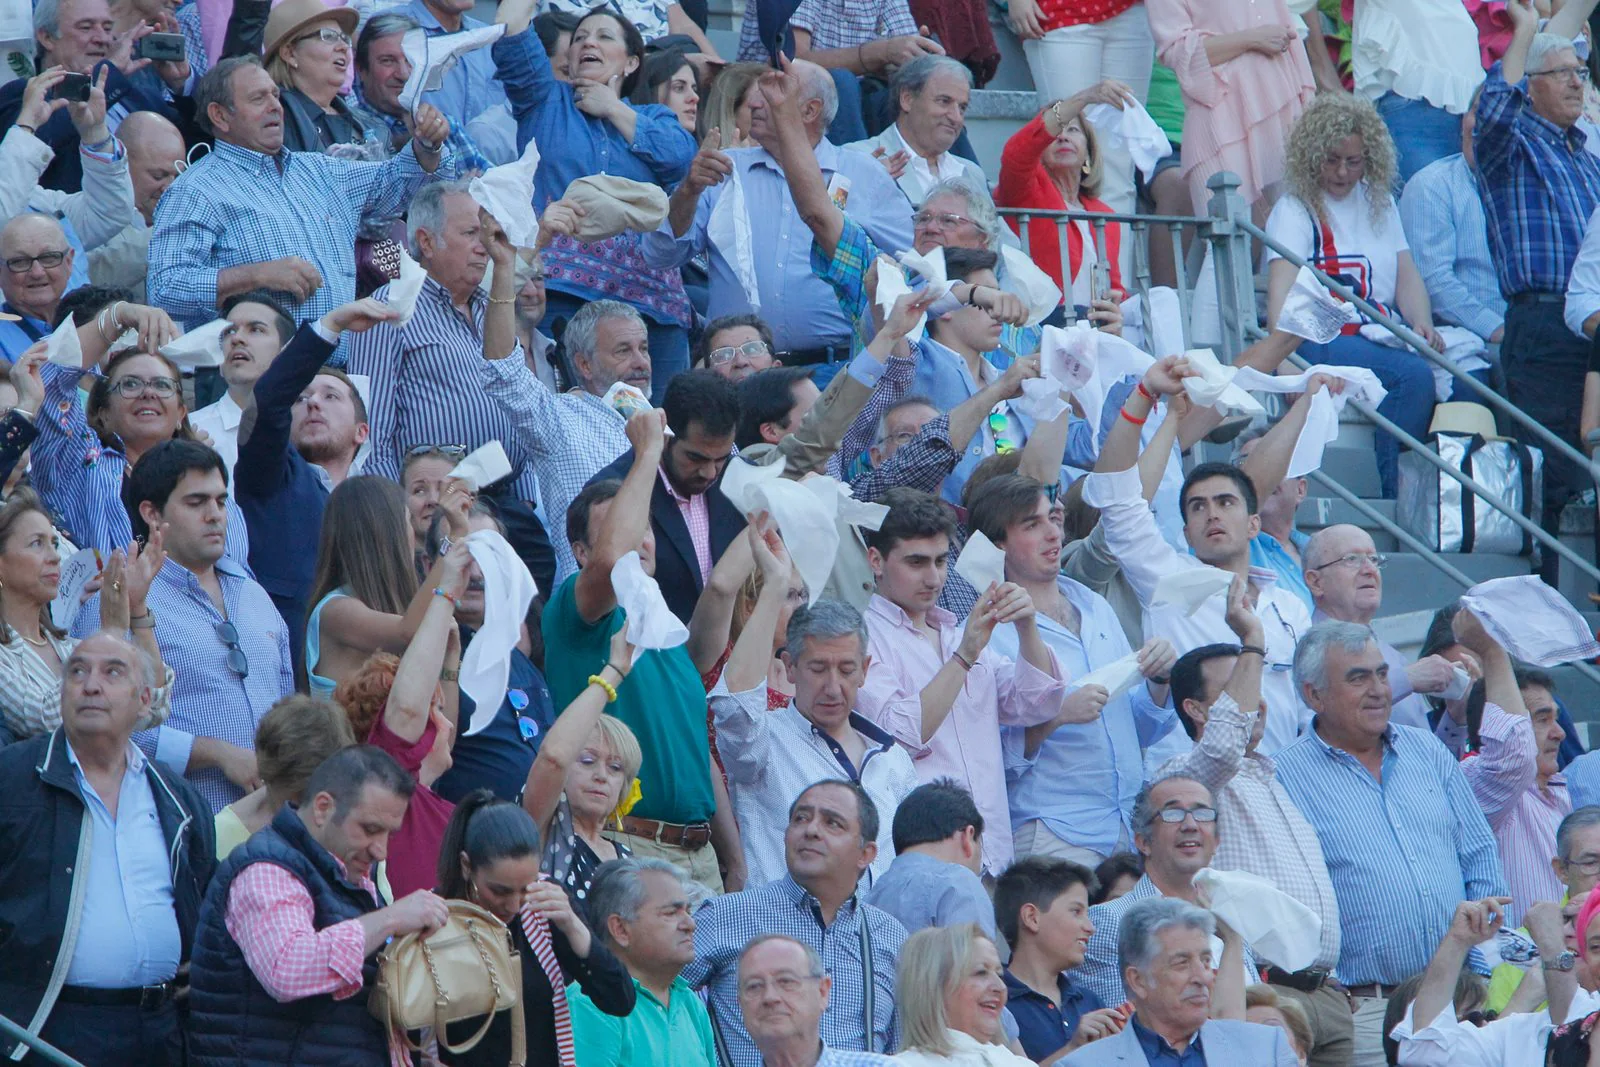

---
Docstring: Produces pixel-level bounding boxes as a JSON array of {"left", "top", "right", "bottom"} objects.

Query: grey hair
[
  {"left": 1527, "top": 33, "right": 1579, "bottom": 77},
  {"left": 34, "top": 0, "right": 61, "bottom": 38},
  {"left": 1130, "top": 773, "right": 1208, "bottom": 834},
  {"left": 922, "top": 176, "right": 1000, "bottom": 249},
  {"left": 195, "top": 55, "right": 266, "bottom": 136},
  {"left": 891, "top": 55, "right": 973, "bottom": 106},
  {"left": 406, "top": 180, "right": 476, "bottom": 259},
  {"left": 1292, "top": 620, "right": 1378, "bottom": 695},
  {"left": 1118, "top": 897, "right": 1216, "bottom": 981},
  {"left": 873, "top": 393, "right": 939, "bottom": 446},
  {"left": 737, "top": 934, "right": 825, "bottom": 980},
  {"left": 564, "top": 298, "right": 645, "bottom": 365},
  {"left": 357, "top": 12, "right": 420, "bottom": 71},
  {"left": 586, "top": 856, "right": 689, "bottom": 946},
  {"left": 1558, "top": 806, "right": 1600, "bottom": 862},
  {"left": 783, "top": 599, "right": 868, "bottom": 664},
  {"left": 793, "top": 59, "right": 839, "bottom": 128}
]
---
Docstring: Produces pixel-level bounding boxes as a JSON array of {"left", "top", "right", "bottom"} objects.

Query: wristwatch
[{"left": 1543, "top": 949, "right": 1577, "bottom": 972}]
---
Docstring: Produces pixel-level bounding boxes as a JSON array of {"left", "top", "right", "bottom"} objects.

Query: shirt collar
[
  {"left": 66, "top": 735, "right": 147, "bottom": 777},
  {"left": 866, "top": 592, "right": 957, "bottom": 633},
  {"left": 1307, "top": 714, "right": 1397, "bottom": 756},
  {"left": 659, "top": 466, "right": 694, "bottom": 505},
  {"left": 1132, "top": 1017, "right": 1202, "bottom": 1058},
  {"left": 776, "top": 873, "right": 860, "bottom": 922},
  {"left": 157, "top": 554, "right": 246, "bottom": 590},
  {"left": 781, "top": 700, "right": 898, "bottom": 753},
  {"left": 213, "top": 138, "right": 291, "bottom": 171},
  {"left": 204, "top": 393, "right": 244, "bottom": 430},
  {"left": 1001, "top": 968, "right": 1085, "bottom": 1007}
]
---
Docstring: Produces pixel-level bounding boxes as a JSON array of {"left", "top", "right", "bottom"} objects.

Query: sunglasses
[
  {"left": 509, "top": 689, "right": 540, "bottom": 741},
  {"left": 216, "top": 621, "right": 249, "bottom": 678},
  {"left": 405, "top": 444, "right": 468, "bottom": 461},
  {"left": 987, "top": 410, "right": 1019, "bottom": 454}
]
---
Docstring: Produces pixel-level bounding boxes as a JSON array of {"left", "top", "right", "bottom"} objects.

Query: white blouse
[
  {"left": 0, "top": 630, "right": 172, "bottom": 740},
  {"left": 1351, "top": 0, "right": 1484, "bottom": 114},
  {"left": 893, "top": 1030, "right": 1035, "bottom": 1066}
]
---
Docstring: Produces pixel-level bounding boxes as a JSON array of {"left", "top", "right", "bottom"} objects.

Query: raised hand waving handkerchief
[
  {"left": 611, "top": 551, "right": 689, "bottom": 665},
  {"left": 384, "top": 246, "right": 428, "bottom": 326},
  {"left": 954, "top": 530, "right": 1006, "bottom": 594},
  {"left": 1150, "top": 566, "right": 1234, "bottom": 615},
  {"left": 1072, "top": 649, "right": 1145, "bottom": 701},
  {"left": 159, "top": 318, "right": 228, "bottom": 369},
  {"left": 448, "top": 441, "right": 513, "bottom": 492},
  {"left": 459, "top": 530, "right": 537, "bottom": 736},
  {"left": 1194, "top": 867, "right": 1322, "bottom": 972},
  {"left": 1181, "top": 347, "right": 1265, "bottom": 416},
  {"left": 1227, "top": 364, "right": 1386, "bottom": 478},
  {"left": 719, "top": 459, "right": 840, "bottom": 606},
  {"left": 469, "top": 138, "right": 541, "bottom": 249},
  {"left": 399, "top": 24, "right": 505, "bottom": 114},
  {"left": 1458, "top": 575, "right": 1600, "bottom": 666},
  {"left": 1083, "top": 99, "right": 1172, "bottom": 180},
  {"left": 998, "top": 245, "right": 1062, "bottom": 328}
]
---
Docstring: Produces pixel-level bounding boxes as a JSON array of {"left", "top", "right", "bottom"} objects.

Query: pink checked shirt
[
  {"left": 1457, "top": 705, "right": 1559, "bottom": 928},
  {"left": 660, "top": 469, "right": 713, "bottom": 584},
  {"left": 856, "top": 594, "right": 1064, "bottom": 875},
  {"left": 224, "top": 862, "right": 409, "bottom": 1067}
]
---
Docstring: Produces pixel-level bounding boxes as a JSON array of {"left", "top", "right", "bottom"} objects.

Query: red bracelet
[
  {"left": 1136, "top": 382, "right": 1156, "bottom": 403},
  {"left": 1120, "top": 406, "right": 1147, "bottom": 426}
]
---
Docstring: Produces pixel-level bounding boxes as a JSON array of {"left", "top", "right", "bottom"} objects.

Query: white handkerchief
[
  {"left": 1226, "top": 363, "right": 1388, "bottom": 478},
  {"left": 470, "top": 137, "right": 541, "bottom": 249},
  {"left": 1193, "top": 867, "right": 1323, "bottom": 972},
  {"left": 385, "top": 246, "right": 428, "bottom": 326},
  {"left": 49, "top": 545, "right": 99, "bottom": 631},
  {"left": 398, "top": 24, "right": 505, "bottom": 113},
  {"left": 832, "top": 484, "right": 889, "bottom": 531},
  {"left": 1441, "top": 664, "right": 1473, "bottom": 701},
  {"left": 999, "top": 245, "right": 1062, "bottom": 327},
  {"left": 1151, "top": 566, "right": 1233, "bottom": 615},
  {"left": 611, "top": 551, "right": 689, "bottom": 665},
  {"left": 602, "top": 381, "right": 653, "bottom": 420},
  {"left": 718, "top": 458, "right": 841, "bottom": 606},
  {"left": 1459, "top": 575, "right": 1600, "bottom": 666},
  {"left": 1277, "top": 265, "right": 1361, "bottom": 344},
  {"left": 1083, "top": 99, "right": 1173, "bottom": 180},
  {"left": 1182, "top": 347, "right": 1265, "bottom": 416},
  {"left": 898, "top": 246, "right": 954, "bottom": 297},
  {"left": 449, "top": 441, "right": 513, "bottom": 492},
  {"left": 1073, "top": 649, "right": 1144, "bottom": 701},
  {"left": 873, "top": 254, "right": 921, "bottom": 337},
  {"left": 43, "top": 315, "right": 83, "bottom": 368},
  {"left": 160, "top": 318, "right": 228, "bottom": 369},
  {"left": 954, "top": 530, "right": 1006, "bottom": 595},
  {"left": 459, "top": 530, "right": 537, "bottom": 736},
  {"left": 706, "top": 162, "right": 759, "bottom": 309},
  {"left": 1009, "top": 377, "right": 1069, "bottom": 423},
  {"left": 1041, "top": 324, "right": 1154, "bottom": 437}
]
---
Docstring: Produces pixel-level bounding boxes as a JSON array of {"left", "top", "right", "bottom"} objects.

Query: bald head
[
  {"left": 61, "top": 629, "right": 159, "bottom": 745},
  {"left": 792, "top": 59, "right": 838, "bottom": 136},
  {"left": 118, "top": 112, "right": 187, "bottom": 225},
  {"left": 1303, "top": 524, "right": 1383, "bottom": 623},
  {"left": 0, "top": 214, "right": 72, "bottom": 323}
]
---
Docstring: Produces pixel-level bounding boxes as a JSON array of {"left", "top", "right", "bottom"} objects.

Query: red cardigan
[{"left": 995, "top": 112, "right": 1124, "bottom": 300}]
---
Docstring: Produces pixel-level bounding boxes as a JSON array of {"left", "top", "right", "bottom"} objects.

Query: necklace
[{"left": 17, "top": 631, "right": 48, "bottom": 647}]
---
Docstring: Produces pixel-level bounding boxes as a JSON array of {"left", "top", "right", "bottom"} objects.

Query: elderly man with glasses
[
  {"left": 1301, "top": 524, "right": 1460, "bottom": 731},
  {"left": 0, "top": 214, "right": 74, "bottom": 360}
]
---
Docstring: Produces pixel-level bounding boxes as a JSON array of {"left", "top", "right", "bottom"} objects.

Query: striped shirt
[
  {"left": 1274, "top": 721, "right": 1508, "bottom": 986},
  {"left": 32, "top": 362, "right": 251, "bottom": 562},
  {"left": 1156, "top": 694, "right": 1341, "bottom": 971},
  {"left": 148, "top": 139, "right": 446, "bottom": 338},
  {"left": 659, "top": 468, "right": 712, "bottom": 584},
  {"left": 480, "top": 356, "right": 630, "bottom": 580},
  {"left": 73, "top": 557, "right": 295, "bottom": 813},
  {"left": 346, "top": 277, "right": 538, "bottom": 502},
  {"left": 1475, "top": 61, "right": 1600, "bottom": 296},
  {"left": 684, "top": 874, "right": 907, "bottom": 1067}
]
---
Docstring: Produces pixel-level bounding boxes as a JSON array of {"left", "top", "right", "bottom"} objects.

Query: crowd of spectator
[{"left": 2, "top": 0, "right": 1600, "bottom": 1065}]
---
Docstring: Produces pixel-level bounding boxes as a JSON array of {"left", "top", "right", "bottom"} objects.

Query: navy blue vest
[{"left": 188, "top": 806, "right": 390, "bottom": 1067}]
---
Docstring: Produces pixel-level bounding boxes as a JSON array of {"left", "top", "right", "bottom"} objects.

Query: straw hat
[
  {"left": 1429, "top": 401, "right": 1510, "bottom": 442},
  {"left": 262, "top": 0, "right": 359, "bottom": 61}
]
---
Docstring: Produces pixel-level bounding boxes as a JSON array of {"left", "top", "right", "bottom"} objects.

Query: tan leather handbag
[{"left": 369, "top": 900, "right": 526, "bottom": 1067}]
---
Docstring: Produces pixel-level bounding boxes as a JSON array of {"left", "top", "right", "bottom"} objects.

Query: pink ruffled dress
[{"left": 1147, "top": 0, "right": 1315, "bottom": 207}]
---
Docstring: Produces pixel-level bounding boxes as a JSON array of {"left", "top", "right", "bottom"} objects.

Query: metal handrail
[{"left": 0, "top": 1011, "right": 86, "bottom": 1067}]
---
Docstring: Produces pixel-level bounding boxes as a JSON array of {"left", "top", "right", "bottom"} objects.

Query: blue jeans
[
  {"left": 1299, "top": 335, "right": 1436, "bottom": 498},
  {"left": 1376, "top": 91, "right": 1464, "bottom": 187},
  {"left": 541, "top": 291, "right": 689, "bottom": 405}
]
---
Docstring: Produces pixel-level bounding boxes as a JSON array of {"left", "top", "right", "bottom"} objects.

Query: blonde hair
[
  {"left": 590, "top": 713, "right": 643, "bottom": 819},
  {"left": 896, "top": 924, "right": 1004, "bottom": 1057},
  {"left": 1284, "top": 92, "right": 1396, "bottom": 226},
  {"left": 1245, "top": 985, "right": 1314, "bottom": 1060},
  {"left": 700, "top": 61, "right": 766, "bottom": 144}
]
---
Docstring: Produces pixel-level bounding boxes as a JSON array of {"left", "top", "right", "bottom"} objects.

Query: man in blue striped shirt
[
  {"left": 1275, "top": 620, "right": 1505, "bottom": 1067},
  {"left": 1475, "top": 0, "right": 1600, "bottom": 572}
]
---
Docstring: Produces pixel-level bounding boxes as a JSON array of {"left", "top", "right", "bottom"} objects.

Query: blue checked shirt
[
  {"left": 73, "top": 557, "right": 294, "bottom": 813},
  {"left": 346, "top": 276, "right": 539, "bottom": 502},
  {"left": 1274, "top": 721, "right": 1507, "bottom": 986},
  {"left": 148, "top": 139, "right": 448, "bottom": 341},
  {"left": 1398, "top": 153, "right": 1507, "bottom": 341},
  {"left": 32, "top": 363, "right": 250, "bottom": 561},
  {"left": 684, "top": 875, "right": 906, "bottom": 1067},
  {"left": 817, "top": 1051, "right": 893, "bottom": 1066},
  {"left": 1474, "top": 61, "right": 1600, "bottom": 296}
]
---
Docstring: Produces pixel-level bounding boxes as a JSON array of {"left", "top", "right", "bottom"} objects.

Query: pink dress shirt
[
  {"left": 1147, "top": 0, "right": 1315, "bottom": 207},
  {"left": 856, "top": 594, "right": 1064, "bottom": 875},
  {"left": 660, "top": 469, "right": 713, "bottom": 584},
  {"left": 1457, "top": 704, "right": 1556, "bottom": 927}
]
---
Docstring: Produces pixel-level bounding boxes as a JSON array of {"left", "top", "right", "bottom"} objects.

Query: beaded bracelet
[
  {"left": 432, "top": 587, "right": 459, "bottom": 608},
  {"left": 588, "top": 674, "right": 618, "bottom": 702}
]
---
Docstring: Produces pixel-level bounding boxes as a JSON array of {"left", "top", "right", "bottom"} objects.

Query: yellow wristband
[{"left": 588, "top": 674, "right": 618, "bottom": 702}]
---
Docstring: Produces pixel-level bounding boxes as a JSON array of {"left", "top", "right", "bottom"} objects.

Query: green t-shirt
[
  {"left": 1146, "top": 61, "right": 1185, "bottom": 144},
  {"left": 542, "top": 573, "right": 714, "bottom": 824},
  {"left": 570, "top": 977, "right": 717, "bottom": 1067}
]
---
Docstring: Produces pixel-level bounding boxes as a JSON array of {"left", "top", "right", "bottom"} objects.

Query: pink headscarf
[{"left": 1577, "top": 890, "right": 1600, "bottom": 962}]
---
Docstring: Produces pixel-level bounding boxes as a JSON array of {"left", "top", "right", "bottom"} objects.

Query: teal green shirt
[
  {"left": 570, "top": 975, "right": 717, "bottom": 1067},
  {"left": 541, "top": 573, "right": 715, "bottom": 824}
]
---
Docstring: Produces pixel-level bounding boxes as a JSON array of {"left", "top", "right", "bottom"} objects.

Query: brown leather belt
[
  {"left": 619, "top": 815, "right": 712, "bottom": 850},
  {"left": 1343, "top": 982, "right": 1399, "bottom": 999},
  {"left": 1264, "top": 966, "right": 1332, "bottom": 993}
]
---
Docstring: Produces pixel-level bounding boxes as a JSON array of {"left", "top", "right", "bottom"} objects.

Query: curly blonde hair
[{"left": 1284, "top": 92, "right": 1397, "bottom": 226}]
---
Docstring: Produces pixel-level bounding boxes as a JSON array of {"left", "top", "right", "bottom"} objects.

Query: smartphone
[
  {"left": 50, "top": 72, "right": 91, "bottom": 103},
  {"left": 137, "top": 32, "right": 187, "bottom": 62}
]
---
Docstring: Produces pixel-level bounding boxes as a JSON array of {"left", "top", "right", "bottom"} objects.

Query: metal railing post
[
  {"left": 0, "top": 1012, "right": 87, "bottom": 1067},
  {"left": 1203, "top": 171, "right": 1255, "bottom": 363}
]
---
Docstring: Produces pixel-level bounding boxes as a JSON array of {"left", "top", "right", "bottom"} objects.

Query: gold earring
[{"left": 1082, "top": 161, "right": 1091, "bottom": 177}]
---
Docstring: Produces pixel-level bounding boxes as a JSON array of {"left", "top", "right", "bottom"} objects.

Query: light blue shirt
[
  {"left": 404, "top": 0, "right": 515, "bottom": 164},
  {"left": 1398, "top": 152, "right": 1507, "bottom": 342},
  {"left": 639, "top": 139, "right": 915, "bottom": 351},
  {"left": 1567, "top": 750, "right": 1600, "bottom": 810},
  {"left": 64, "top": 739, "right": 183, "bottom": 987},
  {"left": 996, "top": 576, "right": 1176, "bottom": 856},
  {"left": 1249, "top": 529, "right": 1312, "bottom": 611},
  {"left": 904, "top": 336, "right": 1029, "bottom": 504},
  {"left": 1274, "top": 721, "right": 1507, "bottom": 985}
]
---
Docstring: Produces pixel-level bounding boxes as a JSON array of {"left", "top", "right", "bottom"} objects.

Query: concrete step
[
  {"left": 1294, "top": 497, "right": 1399, "bottom": 551},
  {"left": 1375, "top": 551, "right": 1531, "bottom": 617},
  {"left": 1308, "top": 445, "right": 1383, "bottom": 500}
]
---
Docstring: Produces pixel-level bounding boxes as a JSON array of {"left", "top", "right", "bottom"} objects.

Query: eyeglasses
[
  {"left": 882, "top": 429, "right": 919, "bottom": 449},
  {"left": 913, "top": 210, "right": 976, "bottom": 231},
  {"left": 216, "top": 621, "right": 249, "bottom": 678},
  {"left": 987, "top": 410, "right": 1019, "bottom": 454},
  {"left": 405, "top": 443, "right": 468, "bottom": 460},
  {"left": 4, "top": 250, "right": 67, "bottom": 273},
  {"left": 1310, "top": 552, "right": 1388, "bottom": 572},
  {"left": 297, "top": 26, "right": 352, "bottom": 47},
  {"left": 708, "top": 340, "right": 770, "bottom": 366},
  {"left": 1148, "top": 805, "right": 1217, "bottom": 825},
  {"left": 1531, "top": 64, "right": 1591, "bottom": 82},
  {"left": 739, "top": 973, "right": 819, "bottom": 997},
  {"left": 110, "top": 375, "right": 180, "bottom": 399},
  {"left": 1563, "top": 855, "right": 1600, "bottom": 876}
]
